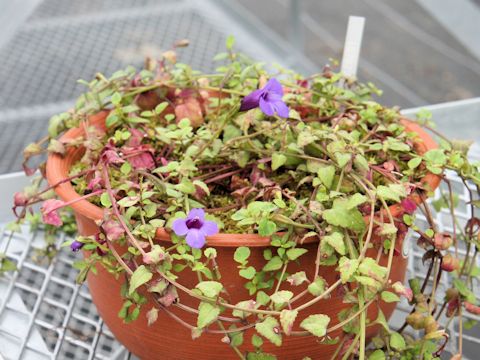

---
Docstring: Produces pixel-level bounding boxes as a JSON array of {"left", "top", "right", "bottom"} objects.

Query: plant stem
[
  {"left": 341, "top": 332, "right": 360, "bottom": 360},
  {"left": 358, "top": 290, "right": 366, "bottom": 360},
  {"left": 102, "top": 165, "right": 147, "bottom": 256},
  {"left": 217, "top": 321, "right": 246, "bottom": 360}
]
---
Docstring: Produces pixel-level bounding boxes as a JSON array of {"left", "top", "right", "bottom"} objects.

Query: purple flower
[
  {"left": 240, "top": 78, "right": 289, "bottom": 118},
  {"left": 172, "top": 209, "right": 218, "bottom": 248},
  {"left": 70, "top": 240, "right": 84, "bottom": 252}
]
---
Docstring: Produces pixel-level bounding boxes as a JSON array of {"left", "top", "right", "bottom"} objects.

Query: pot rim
[{"left": 46, "top": 110, "right": 441, "bottom": 247}]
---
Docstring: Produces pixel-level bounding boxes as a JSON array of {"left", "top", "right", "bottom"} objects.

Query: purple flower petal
[
  {"left": 265, "top": 93, "right": 283, "bottom": 102},
  {"left": 201, "top": 220, "right": 219, "bottom": 236},
  {"left": 185, "top": 229, "right": 206, "bottom": 248},
  {"left": 259, "top": 97, "right": 275, "bottom": 116},
  {"left": 187, "top": 208, "right": 205, "bottom": 221},
  {"left": 70, "top": 240, "right": 84, "bottom": 252},
  {"left": 240, "top": 89, "right": 263, "bottom": 111},
  {"left": 172, "top": 218, "right": 189, "bottom": 236},
  {"left": 273, "top": 101, "right": 290, "bottom": 118},
  {"left": 264, "top": 78, "right": 283, "bottom": 96}
]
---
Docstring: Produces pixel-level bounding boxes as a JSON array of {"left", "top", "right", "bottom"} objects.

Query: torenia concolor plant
[{"left": 5, "top": 36, "right": 480, "bottom": 359}]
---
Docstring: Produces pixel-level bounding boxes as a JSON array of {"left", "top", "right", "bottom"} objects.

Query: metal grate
[
  {"left": 0, "top": 224, "right": 131, "bottom": 360},
  {"left": 0, "top": 0, "right": 298, "bottom": 175},
  {"left": 0, "top": 8, "right": 226, "bottom": 110},
  {"left": 28, "top": 0, "right": 175, "bottom": 20}
]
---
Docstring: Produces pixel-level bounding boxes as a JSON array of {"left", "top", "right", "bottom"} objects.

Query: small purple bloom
[
  {"left": 240, "top": 78, "right": 289, "bottom": 118},
  {"left": 172, "top": 208, "right": 218, "bottom": 248},
  {"left": 70, "top": 240, "right": 84, "bottom": 252}
]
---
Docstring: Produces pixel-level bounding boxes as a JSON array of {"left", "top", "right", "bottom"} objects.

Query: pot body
[
  {"left": 77, "top": 212, "right": 407, "bottom": 360},
  {"left": 47, "top": 112, "right": 440, "bottom": 359}
]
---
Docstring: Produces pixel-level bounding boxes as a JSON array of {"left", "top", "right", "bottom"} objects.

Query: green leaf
[
  {"left": 280, "top": 309, "right": 298, "bottom": 335},
  {"left": 453, "top": 279, "right": 476, "bottom": 303},
  {"left": 368, "top": 350, "right": 386, "bottom": 360},
  {"left": 251, "top": 334, "right": 264, "bottom": 348},
  {"left": 424, "top": 149, "right": 447, "bottom": 166},
  {"left": 271, "top": 153, "right": 287, "bottom": 171},
  {"left": 381, "top": 291, "right": 400, "bottom": 303},
  {"left": 322, "top": 232, "right": 346, "bottom": 255},
  {"left": 385, "top": 137, "right": 411, "bottom": 152},
  {"left": 234, "top": 246, "right": 251, "bottom": 264},
  {"left": 255, "top": 317, "right": 282, "bottom": 346},
  {"left": 374, "top": 309, "right": 390, "bottom": 332},
  {"left": 232, "top": 300, "right": 257, "bottom": 319},
  {"left": 286, "top": 248, "right": 308, "bottom": 261},
  {"left": 408, "top": 157, "right": 422, "bottom": 169},
  {"left": 346, "top": 193, "right": 368, "bottom": 209},
  {"left": 256, "top": 291, "right": 270, "bottom": 306},
  {"left": 317, "top": 165, "right": 336, "bottom": 189},
  {"left": 239, "top": 266, "right": 256, "bottom": 280},
  {"left": 258, "top": 219, "right": 277, "bottom": 236},
  {"left": 355, "top": 275, "right": 380, "bottom": 289},
  {"left": 0, "top": 256, "right": 17, "bottom": 273},
  {"left": 100, "top": 192, "right": 112, "bottom": 208},
  {"left": 174, "top": 178, "right": 196, "bottom": 194},
  {"left": 300, "top": 314, "right": 330, "bottom": 337},
  {"left": 376, "top": 184, "right": 407, "bottom": 203},
  {"left": 389, "top": 332, "right": 406, "bottom": 350},
  {"left": 197, "top": 302, "right": 220, "bottom": 328},
  {"left": 270, "top": 290, "right": 293, "bottom": 305},
  {"left": 195, "top": 281, "right": 223, "bottom": 298},
  {"left": 229, "top": 327, "right": 244, "bottom": 347},
  {"left": 358, "top": 258, "right": 387, "bottom": 282},
  {"left": 111, "top": 92, "right": 122, "bottom": 105},
  {"left": 287, "top": 271, "right": 308, "bottom": 286},
  {"left": 323, "top": 199, "right": 366, "bottom": 232},
  {"left": 226, "top": 35, "right": 235, "bottom": 49},
  {"left": 247, "top": 201, "right": 277, "bottom": 215},
  {"left": 117, "top": 196, "right": 139, "bottom": 207},
  {"left": 297, "top": 131, "right": 317, "bottom": 147},
  {"left": 129, "top": 265, "right": 153, "bottom": 295},
  {"left": 154, "top": 102, "right": 168, "bottom": 115},
  {"left": 308, "top": 277, "right": 327, "bottom": 296},
  {"left": 338, "top": 257, "right": 359, "bottom": 283},
  {"left": 354, "top": 154, "right": 369, "bottom": 171},
  {"left": 246, "top": 352, "right": 277, "bottom": 360},
  {"left": 335, "top": 152, "right": 352, "bottom": 168},
  {"left": 263, "top": 256, "right": 283, "bottom": 272},
  {"left": 380, "top": 223, "right": 398, "bottom": 236}
]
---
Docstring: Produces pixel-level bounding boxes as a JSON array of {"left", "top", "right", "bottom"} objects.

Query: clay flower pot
[{"left": 46, "top": 111, "right": 440, "bottom": 360}]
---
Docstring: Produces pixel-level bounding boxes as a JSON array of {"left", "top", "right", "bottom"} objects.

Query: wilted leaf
[
  {"left": 338, "top": 257, "right": 359, "bottom": 283},
  {"left": 270, "top": 291, "right": 293, "bottom": 305},
  {"left": 196, "top": 281, "right": 223, "bottom": 298},
  {"left": 300, "top": 314, "right": 330, "bottom": 337},
  {"left": 255, "top": 316, "right": 282, "bottom": 346},
  {"left": 146, "top": 307, "right": 159, "bottom": 326},
  {"left": 280, "top": 309, "right": 298, "bottom": 335}
]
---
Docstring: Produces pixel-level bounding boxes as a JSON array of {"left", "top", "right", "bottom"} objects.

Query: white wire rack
[
  {"left": 393, "top": 169, "right": 480, "bottom": 359},
  {"left": 0, "top": 223, "right": 131, "bottom": 360}
]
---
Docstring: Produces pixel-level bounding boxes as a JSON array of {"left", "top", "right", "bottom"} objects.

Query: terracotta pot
[{"left": 46, "top": 112, "right": 440, "bottom": 360}]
